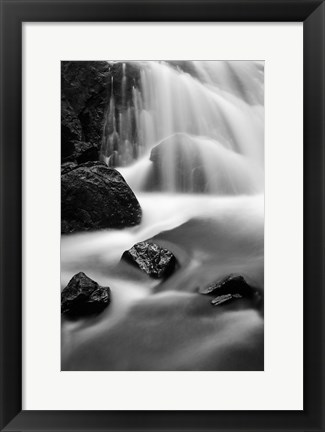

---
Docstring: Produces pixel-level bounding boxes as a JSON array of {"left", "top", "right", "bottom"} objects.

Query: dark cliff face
[
  {"left": 61, "top": 61, "right": 141, "bottom": 164},
  {"left": 61, "top": 61, "right": 111, "bottom": 160}
]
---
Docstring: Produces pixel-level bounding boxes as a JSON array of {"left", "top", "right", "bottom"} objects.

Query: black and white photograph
[{"left": 61, "top": 60, "right": 264, "bottom": 371}]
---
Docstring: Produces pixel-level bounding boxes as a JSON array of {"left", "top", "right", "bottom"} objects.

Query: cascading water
[
  {"left": 100, "top": 61, "right": 264, "bottom": 194},
  {"left": 62, "top": 61, "right": 264, "bottom": 371}
]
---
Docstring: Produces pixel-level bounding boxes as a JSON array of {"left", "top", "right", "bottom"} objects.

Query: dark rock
[
  {"left": 61, "top": 272, "right": 111, "bottom": 316},
  {"left": 61, "top": 61, "right": 142, "bottom": 167},
  {"left": 61, "top": 61, "right": 111, "bottom": 146},
  {"left": 73, "top": 141, "right": 99, "bottom": 164},
  {"left": 122, "top": 241, "right": 176, "bottom": 278},
  {"left": 61, "top": 161, "right": 142, "bottom": 233},
  {"left": 199, "top": 274, "right": 255, "bottom": 297},
  {"left": 61, "top": 96, "right": 83, "bottom": 161},
  {"left": 100, "top": 63, "right": 141, "bottom": 164},
  {"left": 108, "top": 62, "right": 141, "bottom": 111},
  {"left": 147, "top": 133, "right": 207, "bottom": 193},
  {"left": 63, "top": 141, "right": 99, "bottom": 164},
  {"left": 211, "top": 293, "right": 243, "bottom": 306}
]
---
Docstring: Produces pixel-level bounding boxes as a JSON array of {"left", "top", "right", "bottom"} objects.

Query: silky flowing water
[{"left": 61, "top": 61, "right": 264, "bottom": 371}]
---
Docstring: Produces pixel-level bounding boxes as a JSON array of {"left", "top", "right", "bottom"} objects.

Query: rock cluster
[{"left": 60, "top": 62, "right": 263, "bottom": 322}]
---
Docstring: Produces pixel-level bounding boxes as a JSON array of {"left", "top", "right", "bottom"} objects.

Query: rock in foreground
[
  {"left": 199, "top": 274, "right": 255, "bottom": 297},
  {"left": 122, "top": 241, "right": 176, "bottom": 278},
  {"left": 61, "top": 161, "right": 142, "bottom": 233},
  {"left": 61, "top": 272, "right": 111, "bottom": 316}
]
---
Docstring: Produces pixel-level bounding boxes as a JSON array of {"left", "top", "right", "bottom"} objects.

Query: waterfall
[
  {"left": 62, "top": 61, "right": 264, "bottom": 370},
  {"left": 100, "top": 61, "right": 264, "bottom": 195}
]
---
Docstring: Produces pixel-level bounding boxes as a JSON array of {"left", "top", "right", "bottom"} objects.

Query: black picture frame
[{"left": 0, "top": 0, "right": 324, "bottom": 431}]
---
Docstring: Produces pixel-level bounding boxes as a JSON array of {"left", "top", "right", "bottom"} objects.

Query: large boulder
[
  {"left": 122, "top": 241, "right": 176, "bottom": 278},
  {"left": 61, "top": 161, "right": 142, "bottom": 233},
  {"left": 61, "top": 272, "right": 111, "bottom": 316}
]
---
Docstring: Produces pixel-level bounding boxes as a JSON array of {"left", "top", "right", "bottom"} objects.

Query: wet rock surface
[
  {"left": 61, "top": 272, "right": 111, "bottom": 316},
  {"left": 61, "top": 61, "right": 142, "bottom": 165},
  {"left": 61, "top": 61, "right": 111, "bottom": 147},
  {"left": 61, "top": 161, "right": 142, "bottom": 233},
  {"left": 199, "top": 274, "right": 255, "bottom": 297},
  {"left": 62, "top": 141, "right": 99, "bottom": 165},
  {"left": 199, "top": 274, "right": 260, "bottom": 307},
  {"left": 106, "top": 62, "right": 141, "bottom": 111},
  {"left": 61, "top": 96, "right": 83, "bottom": 160},
  {"left": 61, "top": 161, "right": 78, "bottom": 175},
  {"left": 122, "top": 241, "right": 176, "bottom": 278}
]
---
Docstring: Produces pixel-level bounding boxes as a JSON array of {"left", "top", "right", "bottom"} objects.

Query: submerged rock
[
  {"left": 61, "top": 272, "right": 111, "bottom": 316},
  {"left": 200, "top": 274, "right": 261, "bottom": 308},
  {"left": 211, "top": 293, "right": 243, "bottom": 306},
  {"left": 61, "top": 161, "right": 142, "bottom": 233},
  {"left": 122, "top": 241, "right": 176, "bottom": 278},
  {"left": 199, "top": 274, "right": 255, "bottom": 297},
  {"left": 148, "top": 134, "right": 207, "bottom": 192}
]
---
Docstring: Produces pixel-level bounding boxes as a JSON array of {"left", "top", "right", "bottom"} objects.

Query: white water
[
  {"left": 62, "top": 61, "right": 264, "bottom": 371},
  {"left": 101, "top": 61, "right": 264, "bottom": 194}
]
